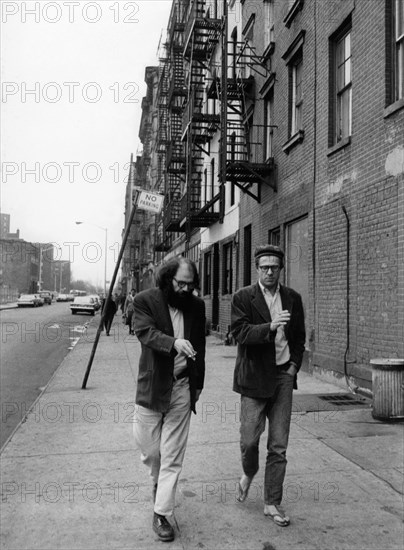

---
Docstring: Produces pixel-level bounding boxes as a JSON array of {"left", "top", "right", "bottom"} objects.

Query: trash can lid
[{"left": 370, "top": 358, "right": 404, "bottom": 369}]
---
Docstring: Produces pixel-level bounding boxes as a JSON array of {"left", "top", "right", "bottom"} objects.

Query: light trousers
[{"left": 133, "top": 378, "right": 191, "bottom": 516}]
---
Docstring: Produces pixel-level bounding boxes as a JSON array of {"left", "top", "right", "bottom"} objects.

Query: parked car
[
  {"left": 66, "top": 293, "right": 75, "bottom": 301},
  {"left": 17, "top": 294, "right": 43, "bottom": 307},
  {"left": 38, "top": 290, "right": 52, "bottom": 305},
  {"left": 87, "top": 294, "right": 101, "bottom": 310},
  {"left": 70, "top": 296, "right": 97, "bottom": 316},
  {"left": 56, "top": 293, "right": 69, "bottom": 302}
]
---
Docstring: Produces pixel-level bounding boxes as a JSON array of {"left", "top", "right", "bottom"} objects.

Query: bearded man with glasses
[
  {"left": 132, "top": 256, "right": 206, "bottom": 542},
  {"left": 231, "top": 244, "right": 305, "bottom": 527}
]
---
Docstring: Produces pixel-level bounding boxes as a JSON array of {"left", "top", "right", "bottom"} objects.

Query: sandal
[
  {"left": 236, "top": 476, "right": 252, "bottom": 502},
  {"left": 264, "top": 505, "right": 290, "bottom": 527}
]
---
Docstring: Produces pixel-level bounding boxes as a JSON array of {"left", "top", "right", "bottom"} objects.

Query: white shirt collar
[{"left": 258, "top": 280, "right": 280, "bottom": 296}]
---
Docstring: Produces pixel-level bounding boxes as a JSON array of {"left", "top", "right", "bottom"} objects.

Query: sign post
[{"left": 81, "top": 189, "right": 164, "bottom": 389}]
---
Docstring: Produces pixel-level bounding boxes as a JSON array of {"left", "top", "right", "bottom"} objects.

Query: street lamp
[{"left": 75, "top": 221, "right": 108, "bottom": 296}]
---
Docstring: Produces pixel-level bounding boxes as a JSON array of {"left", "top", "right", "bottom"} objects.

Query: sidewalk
[
  {"left": 1, "top": 316, "right": 402, "bottom": 550},
  {"left": 0, "top": 302, "right": 17, "bottom": 310}
]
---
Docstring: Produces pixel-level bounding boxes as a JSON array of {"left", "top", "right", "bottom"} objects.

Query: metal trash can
[{"left": 370, "top": 359, "right": 404, "bottom": 421}]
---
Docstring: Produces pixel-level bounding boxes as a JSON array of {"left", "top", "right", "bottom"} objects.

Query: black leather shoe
[{"left": 153, "top": 513, "right": 174, "bottom": 542}]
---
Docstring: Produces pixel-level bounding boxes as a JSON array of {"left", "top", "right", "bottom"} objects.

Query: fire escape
[
  {"left": 155, "top": 46, "right": 171, "bottom": 253},
  {"left": 157, "top": 0, "right": 186, "bottom": 239},
  {"left": 213, "top": 8, "right": 277, "bottom": 205},
  {"left": 181, "top": 0, "right": 222, "bottom": 238}
]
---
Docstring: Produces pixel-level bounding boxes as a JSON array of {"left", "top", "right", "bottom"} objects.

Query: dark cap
[{"left": 254, "top": 244, "right": 284, "bottom": 266}]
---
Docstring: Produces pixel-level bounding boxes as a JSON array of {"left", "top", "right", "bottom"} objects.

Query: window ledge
[
  {"left": 282, "top": 130, "right": 304, "bottom": 154},
  {"left": 262, "top": 41, "right": 275, "bottom": 60},
  {"left": 259, "top": 72, "right": 276, "bottom": 96},
  {"left": 242, "top": 13, "right": 255, "bottom": 38},
  {"left": 384, "top": 98, "right": 404, "bottom": 119},
  {"left": 283, "top": 0, "right": 304, "bottom": 29},
  {"left": 327, "top": 136, "right": 351, "bottom": 157}
]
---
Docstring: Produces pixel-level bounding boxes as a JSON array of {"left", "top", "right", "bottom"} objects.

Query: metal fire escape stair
[{"left": 181, "top": 15, "right": 221, "bottom": 237}]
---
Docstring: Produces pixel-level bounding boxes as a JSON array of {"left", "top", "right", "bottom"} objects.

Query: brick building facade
[{"left": 125, "top": 0, "right": 403, "bottom": 388}]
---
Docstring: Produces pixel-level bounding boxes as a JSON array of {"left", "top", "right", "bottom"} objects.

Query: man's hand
[
  {"left": 286, "top": 362, "right": 298, "bottom": 376},
  {"left": 174, "top": 338, "right": 197, "bottom": 359},
  {"left": 270, "top": 310, "right": 291, "bottom": 331}
]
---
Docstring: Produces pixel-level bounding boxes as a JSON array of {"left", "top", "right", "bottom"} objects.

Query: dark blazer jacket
[
  {"left": 231, "top": 283, "right": 306, "bottom": 398},
  {"left": 133, "top": 288, "right": 206, "bottom": 413}
]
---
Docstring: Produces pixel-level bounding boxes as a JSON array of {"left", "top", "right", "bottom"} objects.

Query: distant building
[
  {"left": 0, "top": 239, "right": 40, "bottom": 294},
  {"left": 0, "top": 213, "right": 20, "bottom": 240},
  {"left": 0, "top": 213, "right": 10, "bottom": 238},
  {"left": 0, "top": 239, "right": 71, "bottom": 295},
  {"left": 52, "top": 260, "right": 71, "bottom": 294}
]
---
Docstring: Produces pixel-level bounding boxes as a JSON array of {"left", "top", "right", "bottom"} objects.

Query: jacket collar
[
  {"left": 251, "top": 282, "right": 271, "bottom": 322},
  {"left": 251, "top": 282, "right": 290, "bottom": 322}
]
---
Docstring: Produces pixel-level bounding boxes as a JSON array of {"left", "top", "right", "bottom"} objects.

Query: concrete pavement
[
  {"left": 1, "top": 315, "right": 402, "bottom": 550},
  {"left": 0, "top": 303, "right": 18, "bottom": 310}
]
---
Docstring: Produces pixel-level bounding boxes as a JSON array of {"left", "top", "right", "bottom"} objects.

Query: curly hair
[{"left": 156, "top": 256, "right": 200, "bottom": 291}]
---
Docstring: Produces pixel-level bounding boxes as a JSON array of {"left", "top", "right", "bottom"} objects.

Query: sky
[{"left": 1, "top": 0, "right": 173, "bottom": 288}]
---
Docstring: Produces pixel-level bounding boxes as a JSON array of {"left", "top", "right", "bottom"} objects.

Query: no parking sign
[{"left": 137, "top": 190, "right": 164, "bottom": 213}]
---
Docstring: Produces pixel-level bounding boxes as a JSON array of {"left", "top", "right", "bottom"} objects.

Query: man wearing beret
[{"left": 231, "top": 244, "right": 306, "bottom": 527}]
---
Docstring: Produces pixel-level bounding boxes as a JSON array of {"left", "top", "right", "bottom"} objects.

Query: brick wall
[
  {"left": 0, "top": 240, "right": 39, "bottom": 294},
  {"left": 236, "top": 0, "right": 403, "bottom": 385}
]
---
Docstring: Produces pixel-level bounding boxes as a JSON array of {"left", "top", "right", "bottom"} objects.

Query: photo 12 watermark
[
  {"left": 1, "top": 82, "right": 140, "bottom": 104},
  {"left": 1, "top": 2, "right": 140, "bottom": 24},
  {"left": 1, "top": 161, "right": 133, "bottom": 184},
  {"left": 1, "top": 481, "right": 140, "bottom": 504}
]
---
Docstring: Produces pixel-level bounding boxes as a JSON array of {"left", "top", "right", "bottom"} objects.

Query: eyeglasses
[
  {"left": 258, "top": 265, "right": 280, "bottom": 273},
  {"left": 173, "top": 277, "right": 196, "bottom": 290}
]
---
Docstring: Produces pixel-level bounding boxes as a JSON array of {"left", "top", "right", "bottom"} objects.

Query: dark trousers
[
  {"left": 104, "top": 315, "right": 115, "bottom": 334},
  {"left": 239, "top": 371, "right": 294, "bottom": 505}
]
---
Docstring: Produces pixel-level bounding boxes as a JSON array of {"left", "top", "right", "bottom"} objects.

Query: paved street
[
  {"left": 0, "top": 303, "right": 100, "bottom": 448},
  {"left": 0, "top": 316, "right": 402, "bottom": 550}
]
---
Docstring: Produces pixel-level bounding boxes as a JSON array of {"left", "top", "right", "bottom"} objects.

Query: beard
[{"left": 165, "top": 285, "right": 193, "bottom": 311}]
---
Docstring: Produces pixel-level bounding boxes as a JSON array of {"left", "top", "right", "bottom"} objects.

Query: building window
[
  {"left": 205, "top": 0, "right": 218, "bottom": 19},
  {"left": 268, "top": 227, "right": 281, "bottom": 247},
  {"left": 391, "top": 0, "right": 404, "bottom": 102},
  {"left": 204, "top": 251, "right": 212, "bottom": 295},
  {"left": 264, "top": 90, "right": 274, "bottom": 160},
  {"left": 330, "top": 21, "right": 352, "bottom": 144},
  {"left": 223, "top": 242, "right": 233, "bottom": 295},
  {"left": 210, "top": 158, "right": 215, "bottom": 200},
  {"left": 281, "top": 31, "right": 305, "bottom": 153},
  {"left": 244, "top": 111, "right": 254, "bottom": 161},
  {"left": 243, "top": 224, "right": 252, "bottom": 286},
  {"left": 336, "top": 30, "right": 352, "bottom": 140},
  {"left": 230, "top": 181, "right": 235, "bottom": 206},
  {"left": 231, "top": 26, "right": 238, "bottom": 79},
  {"left": 291, "top": 57, "right": 303, "bottom": 136}
]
